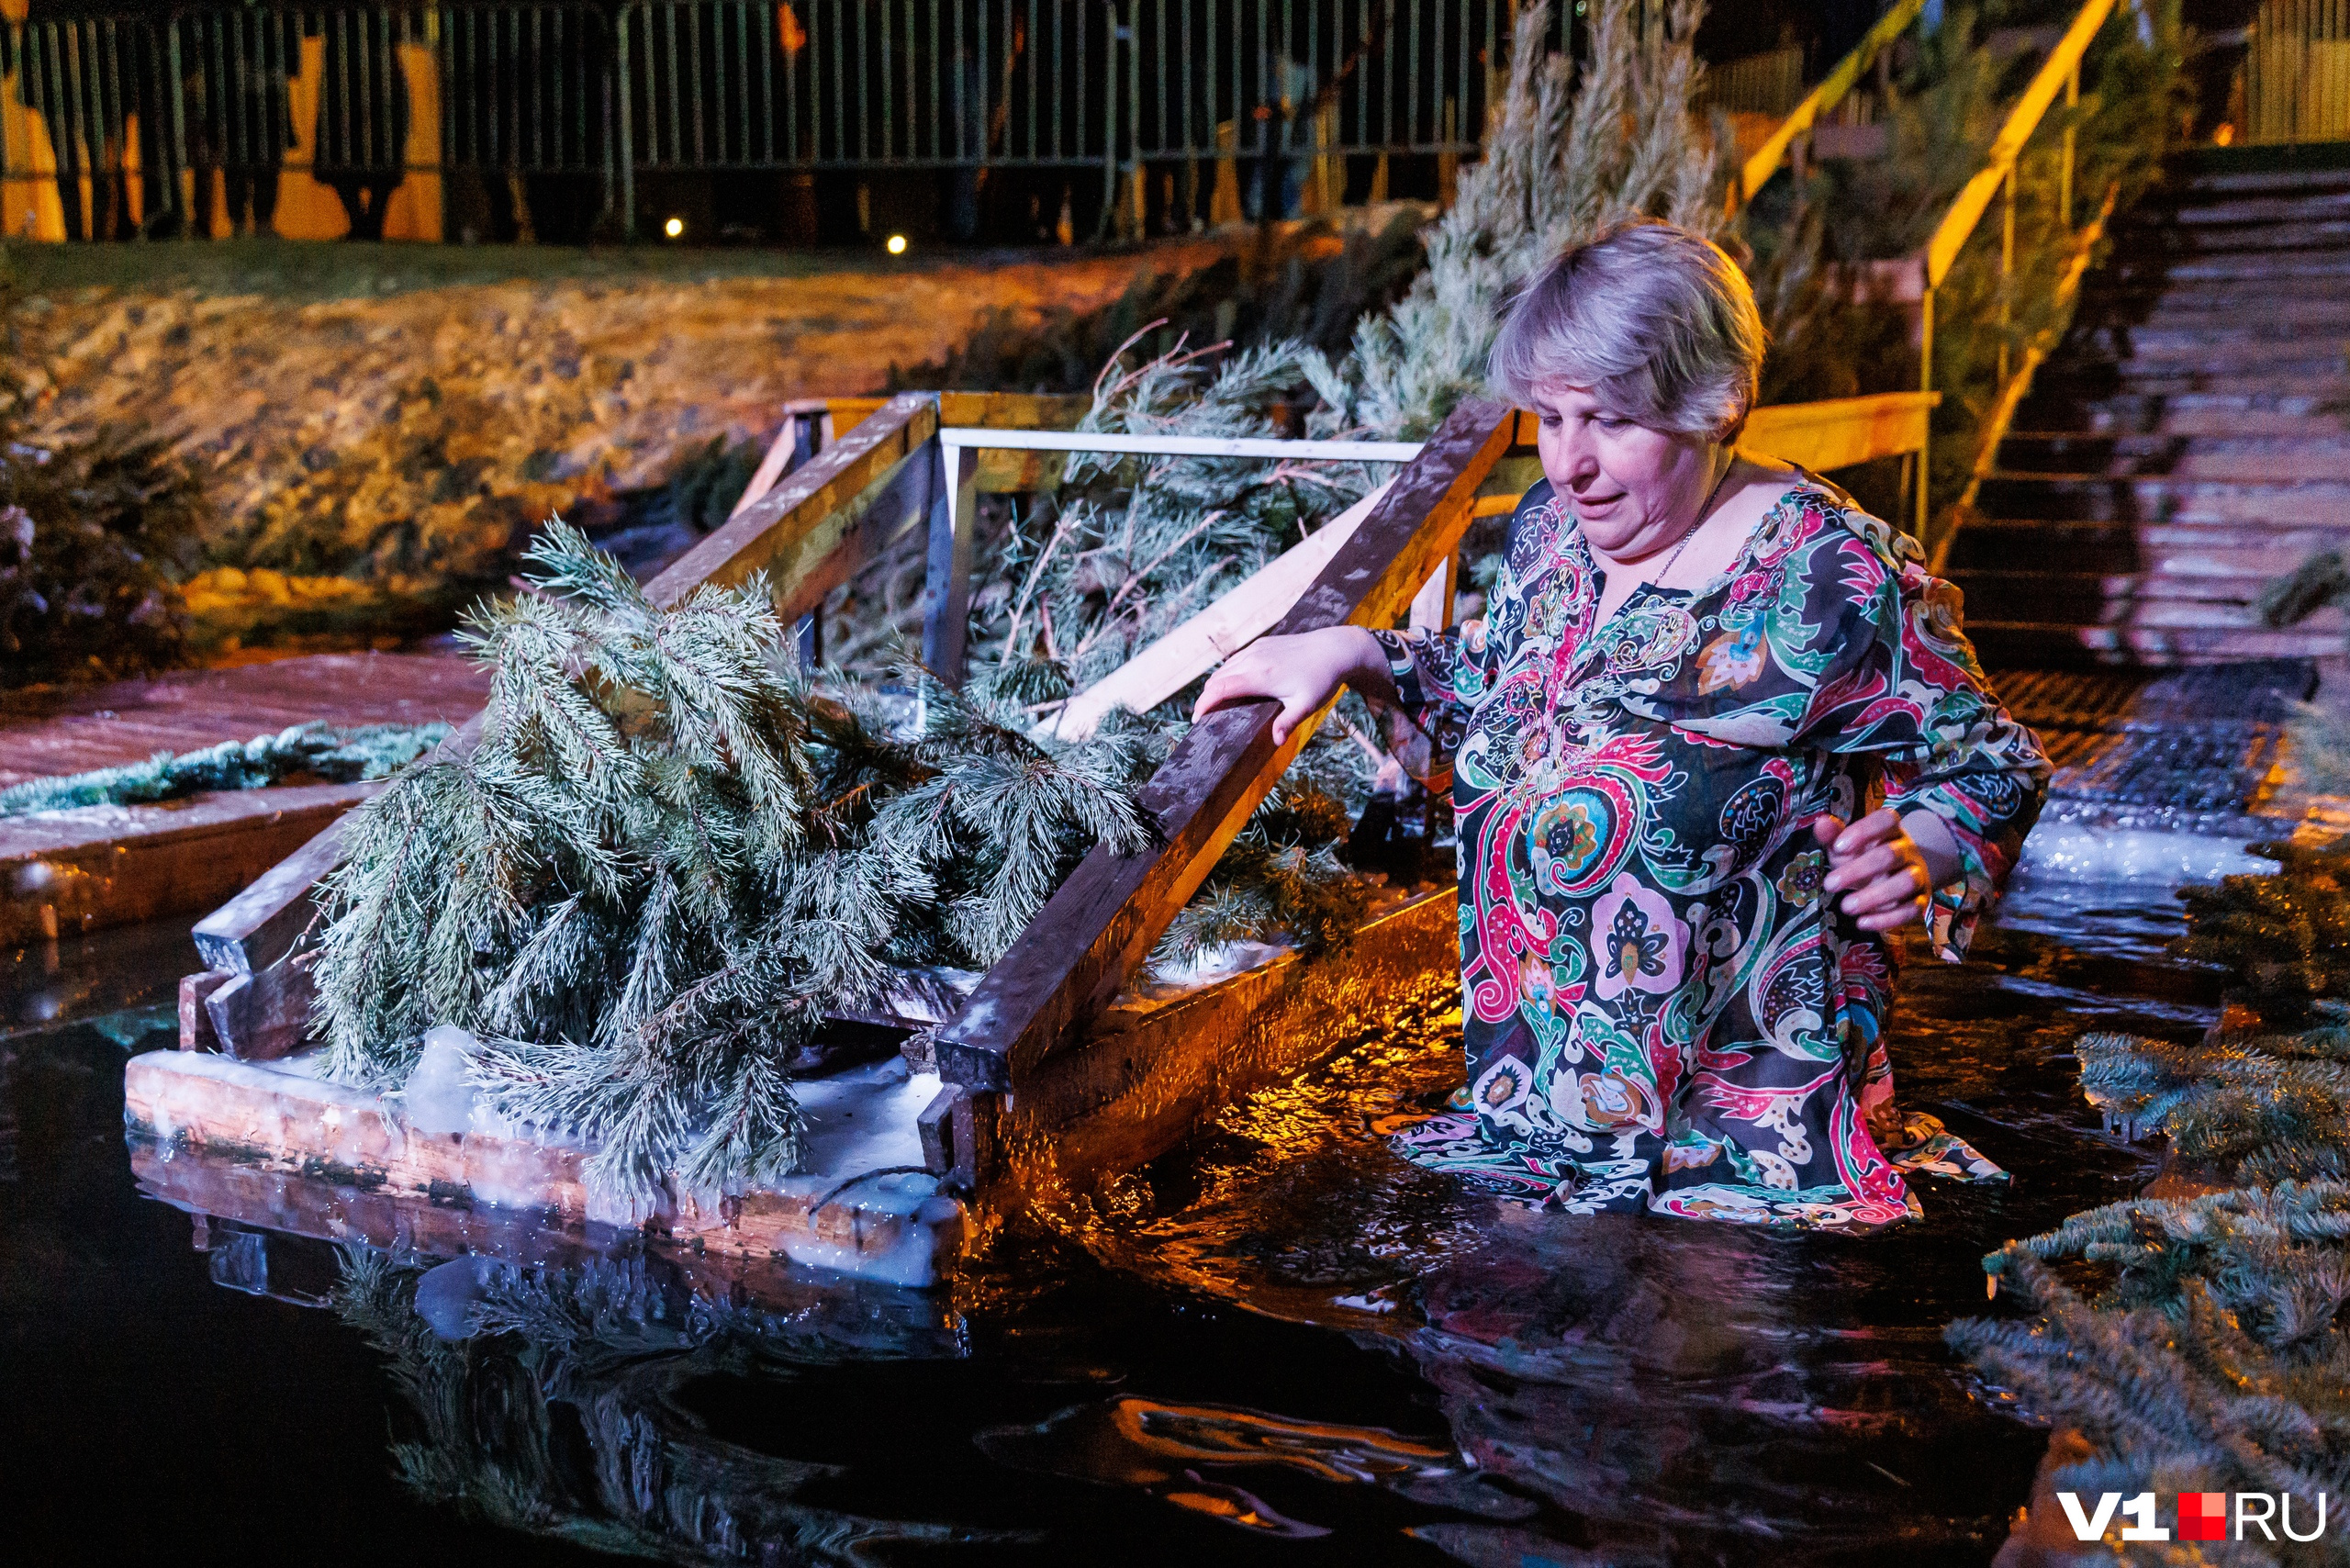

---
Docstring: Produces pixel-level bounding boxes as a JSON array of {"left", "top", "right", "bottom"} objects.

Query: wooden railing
[
  {"left": 923, "top": 400, "right": 1518, "bottom": 1180},
  {"left": 1732, "top": 0, "right": 1927, "bottom": 210},
  {"left": 1916, "top": 0, "right": 2121, "bottom": 558},
  {"left": 175, "top": 384, "right": 1949, "bottom": 1092}
]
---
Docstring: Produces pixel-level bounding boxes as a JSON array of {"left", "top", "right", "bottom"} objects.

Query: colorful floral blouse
[{"left": 1374, "top": 476, "right": 2049, "bottom": 1230}]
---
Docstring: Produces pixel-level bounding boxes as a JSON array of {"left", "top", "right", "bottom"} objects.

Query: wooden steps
[
  {"left": 1993, "top": 434, "right": 2350, "bottom": 481},
  {"left": 1948, "top": 162, "right": 2350, "bottom": 668}
]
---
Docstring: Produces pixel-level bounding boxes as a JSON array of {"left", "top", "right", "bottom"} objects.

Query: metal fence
[
  {"left": 1, "top": 0, "right": 1536, "bottom": 241},
  {"left": 1694, "top": 42, "right": 1803, "bottom": 118},
  {"left": 2242, "top": 0, "right": 2350, "bottom": 144}
]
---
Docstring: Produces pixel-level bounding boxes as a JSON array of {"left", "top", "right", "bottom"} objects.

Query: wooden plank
[
  {"left": 178, "top": 969, "right": 232, "bottom": 1052},
  {"left": 727, "top": 410, "right": 814, "bottom": 521},
  {"left": 1003, "top": 888, "right": 1459, "bottom": 1184},
  {"left": 755, "top": 436, "right": 937, "bottom": 632},
  {"left": 1745, "top": 391, "right": 1941, "bottom": 472},
  {"left": 645, "top": 391, "right": 938, "bottom": 608},
  {"left": 202, "top": 958, "right": 314, "bottom": 1062},
  {"left": 0, "top": 652, "right": 488, "bottom": 791},
  {"left": 1048, "top": 480, "right": 1396, "bottom": 742},
  {"left": 0, "top": 781, "right": 383, "bottom": 947},
  {"left": 932, "top": 398, "right": 1515, "bottom": 1095},
  {"left": 190, "top": 815, "right": 350, "bottom": 972}
]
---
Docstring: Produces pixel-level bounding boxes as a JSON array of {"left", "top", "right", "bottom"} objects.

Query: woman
[{"left": 1195, "top": 221, "right": 2049, "bottom": 1230}]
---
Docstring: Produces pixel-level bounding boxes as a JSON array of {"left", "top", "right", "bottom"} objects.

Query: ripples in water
[{"left": 0, "top": 873, "right": 2221, "bottom": 1563}]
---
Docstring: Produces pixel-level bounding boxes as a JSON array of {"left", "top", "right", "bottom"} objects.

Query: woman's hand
[
  {"left": 1192, "top": 626, "right": 1391, "bottom": 744},
  {"left": 1813, "top": 808, "right": 1960, "bottom": 933}
]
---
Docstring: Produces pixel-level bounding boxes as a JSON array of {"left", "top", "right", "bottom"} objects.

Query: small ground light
[
  {"left": 664, "top": 216, "right": 684, "bottom": 239},
  {"left": 886, "top": 233, "right": 909, "bottom": 255}
]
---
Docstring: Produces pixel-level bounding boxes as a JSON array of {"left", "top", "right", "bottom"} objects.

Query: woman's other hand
[
  {"left": 1813, "top": 808, "right": 1955, "bottom": 933},
  {"left": 1192, "top": 626, "right": 1390, "bottom": 745}
]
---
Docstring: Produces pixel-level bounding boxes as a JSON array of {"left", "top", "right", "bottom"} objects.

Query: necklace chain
[{"left": 1652, "top": 457, "right": 1737, "bottom": 588}]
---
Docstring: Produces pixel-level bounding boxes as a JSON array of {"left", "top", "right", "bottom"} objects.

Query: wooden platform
[
  {"left": 125, "top": 1044, "right": 968, "bottom": 1288},
  {"left": 125, "top": 881, "right": 1458, "bottom": 1288},
  {"left": 0, "top": 652, "right": 487, "bottom": 790},
  {"left": 2, "top": 653, "right": 487, "bottom": 946}
]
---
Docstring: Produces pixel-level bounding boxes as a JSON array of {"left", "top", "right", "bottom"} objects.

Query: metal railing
[
  {"left": 1, "top": 0, "right": 1512, "bottom": 241},
  {"left": 1696, "top": 42, "right": 1803, "bottom": 118},
  {"left": 2242, "top": 0, "right": 2350, "bottom": 145}
]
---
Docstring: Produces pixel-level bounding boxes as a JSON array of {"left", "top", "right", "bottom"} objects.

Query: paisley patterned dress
[{"left": 1374, "top": 476, "right": 2049, "bottom": 1230}]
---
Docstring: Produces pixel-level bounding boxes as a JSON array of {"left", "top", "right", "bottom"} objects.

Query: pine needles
[
  {"left": 0, "top": 721, "right": 449, "bottom": 817},
  {"left": 312, "top": 522, "right": 1161, "bottom": 1196},
  {"left": 1951, "top": 836, "right": 2350, "bottom": 1543},
  {"left": 309, "top": 522, "right": 1371, "bottom": 1200}
]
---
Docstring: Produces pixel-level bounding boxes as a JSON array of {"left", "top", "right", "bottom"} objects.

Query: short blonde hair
[{"left": 1488, "top": 219, "right": 1766, "bottom": 442}]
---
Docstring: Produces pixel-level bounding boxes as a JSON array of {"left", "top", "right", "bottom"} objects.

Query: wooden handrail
[
  {"left": 1927, "top": 185, "right": 2118, "bottom": 574},
  {"left": 1046, "top": 481, "right": 1399, "bottom": 743},
  {"left": 1912, "top": 0, "right": 2121, "bottom": 534},
  {"left": 1923, "top": 0, "right": 2118, "bottom": 289},
  {"left": 931, "top": 399, "right": 1518, "bottom": 1100},
  {"left": 1736, "top": 0, "right": 1927, "bottom": 207},
  {"left": 645, "top": 392, "right": 937, "bottom": 607}
]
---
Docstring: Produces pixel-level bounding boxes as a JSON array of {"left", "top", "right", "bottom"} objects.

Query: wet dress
[{"left": 1373, "top": 476, "right": 2050, "bottom": 1230}]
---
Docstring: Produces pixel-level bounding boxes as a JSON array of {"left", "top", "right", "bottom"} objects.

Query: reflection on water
[
  {"left": 1034, "top": 871, "right": 2211, "bottom": 1563},
  {"left": 2, "top": 872, "right": 2218, "bottom": 1564}
]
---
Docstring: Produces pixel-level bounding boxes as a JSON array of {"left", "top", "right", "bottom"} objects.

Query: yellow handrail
[
  {"left": 1922, "top": 0, "right": 2117, "bottom": 288},
  {"left": 1914, "top": 0, "right": 2120, "bottom": 532},
  {"left": 1735, "top": 0, "right": 1928, "bottom": 207}
]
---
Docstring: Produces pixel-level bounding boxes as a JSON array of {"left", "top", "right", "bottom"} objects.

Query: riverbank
[{"left": 3, "top": 234, "right": 1257, "bottom": 648}]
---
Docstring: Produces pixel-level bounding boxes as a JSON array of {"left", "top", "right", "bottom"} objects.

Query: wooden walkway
[
  {"left": 2, "top": 653, "right": 489, "bottom": 947},
  {"left": 0, "top": 652, "right": 488, "bottom": 791},
  {"left": 1997, "top": 659, "right": 2316, "bottom": 834}
]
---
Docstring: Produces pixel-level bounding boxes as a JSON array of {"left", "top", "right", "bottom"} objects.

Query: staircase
[{"left": 1946, "top": 162, "right": 2350, "bottom": 668}]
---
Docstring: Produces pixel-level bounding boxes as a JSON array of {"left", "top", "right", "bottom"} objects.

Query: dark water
[{"left": 0, "top": 871, "right": 2220, "bottom": 1565}]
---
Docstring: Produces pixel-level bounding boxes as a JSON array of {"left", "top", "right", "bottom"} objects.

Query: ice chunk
[
  {"left": 398, "top": 1024, "right": 486, "bottom": 1137},
  {"left": 413, "top": 1254, "right": 500, "bottom": 1340},
  {"left": 2018, "top": 822, "right": 2270, "bottom": 885}
]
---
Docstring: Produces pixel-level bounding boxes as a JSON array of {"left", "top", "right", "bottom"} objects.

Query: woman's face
[{"left": 1529, "top": 381, "right": 1722, "bottom": 562}]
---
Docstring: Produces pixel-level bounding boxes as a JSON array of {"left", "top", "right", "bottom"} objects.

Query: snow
[{"left": 789, "top": 1056, "right": 939, "bottom": 1174}]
